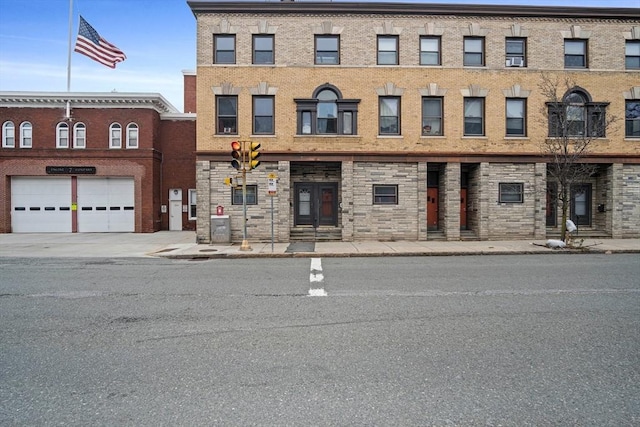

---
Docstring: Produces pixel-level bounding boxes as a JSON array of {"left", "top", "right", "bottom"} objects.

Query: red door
[
  {"left": 460, "top": 188, "right": 468, "bottom": 230},
  {"left": 427, "top": 187, "right": 438, "bottom": 230}
]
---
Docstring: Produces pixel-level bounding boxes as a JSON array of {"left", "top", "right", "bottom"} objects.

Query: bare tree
[{"left": 538, "top": 73, "right": 617, "bottom": 242}]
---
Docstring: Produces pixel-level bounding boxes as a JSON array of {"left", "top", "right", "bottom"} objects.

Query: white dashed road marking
[{"left": 309, "top": 257, "right": 327, "bottom": 296}]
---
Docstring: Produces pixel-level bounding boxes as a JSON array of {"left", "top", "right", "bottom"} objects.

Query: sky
[{"left": 1, "top": 0, "right": 638, "bottom": 113}]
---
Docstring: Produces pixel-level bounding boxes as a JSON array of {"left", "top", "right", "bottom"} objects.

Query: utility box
[{"left": 210, "top": 215, "right": 231, "bottom": 243}]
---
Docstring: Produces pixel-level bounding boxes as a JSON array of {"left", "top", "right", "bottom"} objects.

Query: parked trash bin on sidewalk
[{"left": 211, "top": 215, "right": 231, "bottom": 243}]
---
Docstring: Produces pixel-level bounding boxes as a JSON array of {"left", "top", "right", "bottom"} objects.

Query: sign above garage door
[{"left": 46, "top": 166, "right": 96, "bottom": 174}]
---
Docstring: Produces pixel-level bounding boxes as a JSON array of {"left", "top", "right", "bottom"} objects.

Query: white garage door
[
  {"left": 77, "top": 178, "right": 135, "bottom": 232},
  {"left": 11, "top": 177, "right": 72, "bottom": 232}
]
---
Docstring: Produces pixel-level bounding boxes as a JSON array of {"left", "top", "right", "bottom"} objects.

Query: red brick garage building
[{"left": 0, "top": 89, "right": 196, "bottom": 233}]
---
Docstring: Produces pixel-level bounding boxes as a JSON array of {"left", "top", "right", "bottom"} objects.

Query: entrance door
[
  {"left": 294, "top": 182, "right": 338, "bottom": 227},
  {"left": 427, "top": 187, "right": 438, "bottom": 230},
  {"left": 460, "top": 188, "right": 468, "bottom": 230},
  {"left": 169, "top": 188, "right": 182, "bottom": 231},
  {"left": 571, "top": 184, "right": 591, "bottom": 226}
]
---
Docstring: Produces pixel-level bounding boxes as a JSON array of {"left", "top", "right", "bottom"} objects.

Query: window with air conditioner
[{"left": 506, "top": 37, "right": 526, "bottom": 67}]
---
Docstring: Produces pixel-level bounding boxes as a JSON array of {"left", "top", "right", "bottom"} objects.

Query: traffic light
[
  {"left": 248, "top": 142, "right": 261, "bottom": 170},
  {"left": 231, "top": 141, "right": 242, "bottom": 170}
]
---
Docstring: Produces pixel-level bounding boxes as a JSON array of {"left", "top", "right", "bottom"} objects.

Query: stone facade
[{"left": 190, "top": 1, "right": 640, "bottom": 243}]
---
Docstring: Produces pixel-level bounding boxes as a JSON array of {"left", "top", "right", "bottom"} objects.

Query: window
[
  {"left": 499, "top": 183, "right": 524, "bottom": 203},
  {"left": 506, "top": 98, "right": 526, "bottom": 136},
  {"left": 422, "top": 98, "right": 443, "bottom": 135},
  {"left": 110, "top": 123, "right": 122, "bottom": 148},
  {"left": 295, "top": 84, "right": 359, "bottom": 136},
  {"left": 547, "top": 89, "right": 607, "bottom": 138},
  {"left": 217, "top": 96, "right": 238, "bottom": 134},
  {"left": 626, "top": 101, "right": 640, "bottom": 138},
  {"left": 379, "top": 97, "right": 400, "bottom": 135},
  {"left": 564, "top": 39, "right": 587, "bottom": 68},
  {"left": 253, "top": 35, "right": 274, "bottom": 64},
  {"left": 505, "top": 37, "right": 526, "bottom": 67},
  {"left": 317, "top": 89, "right": 338, "bottom": 134},
  {"left": 315, "top": 35, "right": 339, "bottom": 65},
  {"left": 420, "top": 36, "right": 440, "bottom": 65},
  {"left": 19, "top": 122, "right": 32, "bottom": 148},
  {"left": 626, "top": 41, "right": 640, "bottom": 70},
  {"left": 126, "top": 123, "right": 139, "bottom": 149},
  {"left": 464, "top": 98, "right": 484, "bottom": 136},
  {"left": 73, "top": 123, "right": 85, "bottom": 148},
  {"left": 214, "top": 35, "right": 235, "bottom": 64},
  {"left": 373, "top": 185, "right": 398, "bottom": 205},
  {"left": 377, "top": 36, "right": 398, "bottom": 65},
  {"left": 56, "top": 122, "right": 69, "bottom": 148},
  {"left": 253, "top": 96, "right": 274, "bottom": 135},
  {"left": 464, "top": 37, "right": 484, "bottom": 66},
  {"left": 2, "top": 121, "right": 15, "bottom": 147},
  {"left": 232, "top": 185, "right": 257, "bottom": 205},
  {"left": 188, "top": 189, "right": 197, "bottom": 220}
]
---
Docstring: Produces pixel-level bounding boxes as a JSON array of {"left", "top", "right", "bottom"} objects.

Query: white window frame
[
  {"left": 188, "top": 189, "right": 197, "bottom": 220},
  {"left": 126, "top": 123, "right": 139, "bottom": 149},
  {"left": 19, "top": 122, "right": 32, "bottom": 148},
  {"left": 56, "top": 122, "right": 69, "bottom": 148},
  {"left": 109, "top": 123, "right": 122, "bottom": 148},
  {"left": 73, "top": 122, "right": 86, "bottom": 149},
  {"left": 2, "top": 121, "right": 16, "bottom": 148}
]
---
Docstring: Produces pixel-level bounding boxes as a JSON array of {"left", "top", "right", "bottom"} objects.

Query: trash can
[{"left": 210, "top": 215, "right": 231, "bottom": 243}]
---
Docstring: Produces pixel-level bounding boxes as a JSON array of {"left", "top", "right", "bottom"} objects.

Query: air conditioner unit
[
  {"left": 506, "top": 57, "right": 524, "bottom": 67},
  {"left": 223, "top": 127, "right": 232, "bottom": 134}
]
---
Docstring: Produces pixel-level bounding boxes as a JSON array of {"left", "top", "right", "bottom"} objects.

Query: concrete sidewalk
[{"left": 1, "top": 231, "right": 638, "bottom": 258}]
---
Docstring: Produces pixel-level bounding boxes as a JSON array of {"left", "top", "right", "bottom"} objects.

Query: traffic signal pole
[
  {"left": 231, "top": 140, "right": 260, "bottom": 252},
  {"left": 239, "top": 159, "right": 251, "bottom": 251}
]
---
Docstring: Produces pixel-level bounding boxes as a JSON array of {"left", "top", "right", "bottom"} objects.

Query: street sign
[{"left": 267, "top": 173, "right": 277, "bottom": 196}]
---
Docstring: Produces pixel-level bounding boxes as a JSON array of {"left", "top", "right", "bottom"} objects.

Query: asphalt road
[{"left": 1, "top": 254, "right": 639, "bottom": 426}]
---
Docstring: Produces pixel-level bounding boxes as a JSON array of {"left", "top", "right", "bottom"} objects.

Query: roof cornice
[
  {"left": 0, "top": 91, "right": 180, "bottom": 114},
  {"left": 187, "top": 1, "right": 639, "bottom": 20}
]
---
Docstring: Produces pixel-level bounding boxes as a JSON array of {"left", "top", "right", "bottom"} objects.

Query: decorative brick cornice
[
  {"left": 0, "top": 91, "right": 179, "bottom": 114},
  {"left": 187, "top": 1, "right": 639, "bottom": 20}
]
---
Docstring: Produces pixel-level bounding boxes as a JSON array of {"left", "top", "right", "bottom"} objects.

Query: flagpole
[{"left": 66, "top": 0, "right": 73, "bottom": 118}]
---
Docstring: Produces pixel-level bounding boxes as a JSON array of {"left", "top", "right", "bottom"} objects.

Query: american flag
[{"left": 74, "top": 16, "right": 126, "bottom": 69}]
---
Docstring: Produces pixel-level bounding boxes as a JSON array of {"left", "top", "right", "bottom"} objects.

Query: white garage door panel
[
  {"left": 77, "top": 178, "right": 134, "bottom": 232},
  {"left": 11, "top": 177, "right": 72, "bottom": 232}
]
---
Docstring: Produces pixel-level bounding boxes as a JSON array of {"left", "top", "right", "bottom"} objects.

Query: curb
[{"left": 157, "top": 247, "right": 640, "bottom": 260}]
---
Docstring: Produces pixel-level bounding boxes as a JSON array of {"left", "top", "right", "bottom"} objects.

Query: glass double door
[{"left": 294, "top": 182, "right": 338, "bottom": 227}]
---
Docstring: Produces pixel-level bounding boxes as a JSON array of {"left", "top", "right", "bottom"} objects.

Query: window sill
[
  {"left": 377, "top": 135, "right": 403, "bottom": 139},
  {"left": 251, "top": 134, "right": 276, "bottom": 138},
  {"left": 421, "top": 135, "right": 445, "bottom": 138},
  {"left": 294, "top": 134, "right": 360, "bottom": 138},
  {"left": 624, "top": 137, "right": 640, "bottom": 141},
  {"left": 504, "top": 136, "right": 529, "bottom": 140},
  {"left": 461, "top": 136, "right": 488, "bottom": 139}
]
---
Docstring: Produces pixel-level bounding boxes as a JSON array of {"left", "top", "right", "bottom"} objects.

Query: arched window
[
  {"left": 547, "top": 88, "right": 607, "bottom": 138},
  {"left": 109, "top": 123, "right": 122, "bottom": 148},
  {"left": 295, "top": 84, "right": 359, "bottom": 136},
  {"left": 2, "top": 121, "right": 15, "bottom": 148},
  {"left": 126, "top": 123, "right": 139, "bottom": 149},
  {"left": 73, "top": 123, "right": 86, "bottom": 148},
  {"left": 565, "top": 92, "right": 587, "bottom": 136},
  {"left": 316, "top": 89, "right": 338, "bottom": 134},
  {"left": 56, "top": 122, "right": 69, "bottom": 148},
  {"left": 19, "top": 122, "right": 32, "bottom": 148}
]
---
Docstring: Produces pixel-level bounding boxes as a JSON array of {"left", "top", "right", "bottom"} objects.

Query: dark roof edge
[{"left": 187, "top": 1, "right": 639, "bottom": 20}]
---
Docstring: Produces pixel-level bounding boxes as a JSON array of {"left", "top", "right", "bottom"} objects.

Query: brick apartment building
[
  {"left": 0, "top": 72, "right": 197, "bottom": 233},
  {"left": 188, "top": 0, "right": 640, "bottom": 243}
]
